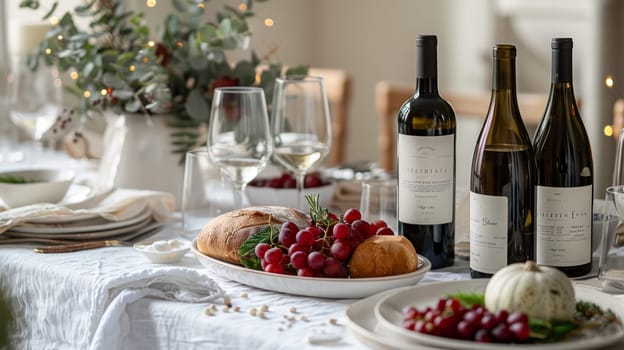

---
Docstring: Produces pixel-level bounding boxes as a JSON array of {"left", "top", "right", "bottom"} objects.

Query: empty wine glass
[
  {"left": 8, "top": 56, "right": 62, "bottom": 152},
  {"left": 207, "top": 87, "right": 272, "bottom": 209},
  {"left": 271, "top": 76, "right": 332, "bottom": 209}
]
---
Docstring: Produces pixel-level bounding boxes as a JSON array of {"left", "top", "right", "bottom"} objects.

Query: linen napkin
[{"left": 0, "top": 188, "right": 175, "bottom": 234}]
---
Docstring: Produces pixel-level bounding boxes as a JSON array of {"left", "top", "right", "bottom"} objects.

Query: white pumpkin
[{"left": 484, "top": 261, "right": 576, "bottom": 321}]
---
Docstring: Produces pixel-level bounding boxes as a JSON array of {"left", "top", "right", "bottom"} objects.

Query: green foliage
[
  {"left": 238, "top": 225, "right": 277, "bottom": 269},
  {"left": 0, "top": 175, "right": 34, "bottom": 184},
  {"left": 19, "top": 0, "right": 309, "bottom": 156}
]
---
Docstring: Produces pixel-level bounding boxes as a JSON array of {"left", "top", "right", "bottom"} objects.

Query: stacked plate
[{"left": 346, "top": 280, "right": 624, "bottom": 350}]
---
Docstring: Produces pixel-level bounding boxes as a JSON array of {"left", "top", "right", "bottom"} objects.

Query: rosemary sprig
[{"left": 305, "top": 193, "right": 337, "bottom": 228}]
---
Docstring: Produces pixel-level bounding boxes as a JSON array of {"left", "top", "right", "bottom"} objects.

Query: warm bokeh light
[
  {"left": 146, "top": 0, "right": 157, "bottom": 8},
  {"left": 198, "top": 3, "right": 205, "bottom": 9},
  {"left": 148, "top": 40, "right": 155, "bottom": 47},
  {"left": 606, "top": 75, "right": 614, "bottom": 88},
  {"left": 45, "top": 48, "right": 52, "bottom": 55},
  {"left": 50, "top": 16, "right": 59, "bottom": 25},
  {"left": 143, "top": 57, "right": 149, "bottom": 63},
  {"left": 100, "top": 89, "right": 108, "bottom": 96},
  {"left": 129, "top": 65, "right": 136, "bottom": 72},
  {"left": 238, "top": 3, "right": 248, "bottom": 11},
  {"left": 604, "top": 124, "right": 614, "bottom": 137},
  {"left": 176, "top": 41, "right": 184, "bottom": 48},
  {"left": 255, "top": 72, "right": 261, "bottom": 84},
  {"left": 70, "top": 71, "right": 79, "bottom": 80},
  {"left": 83, "top": 90, "right": 91, "bottom": 98},
  {"left": 57, "top": 35, "right": 63, "bottom": 41},
  {"left": 264, "top": 18, "right": 274, "bottom": 27}
]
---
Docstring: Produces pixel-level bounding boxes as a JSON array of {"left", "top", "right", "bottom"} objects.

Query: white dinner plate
[
  {"left": 28, "top": 183, "right": 103, "bottom": 224},
  {"left": 374, "top": 280, "right": 624, "bottom": 350},
  {"left": 10, "top": 209, "right": 152, "bottom": 234},
  {"left": 191, "top": 240, "right": 431, "bottom": 299},
  {"left": 6, "top": 216, "right": 154, "bottom": 240}
]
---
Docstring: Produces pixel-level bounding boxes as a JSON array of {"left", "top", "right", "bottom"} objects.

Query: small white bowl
[
  {"left": 246, "top": 181, "right": 336, "bottom": 209},
  {"left": 0, "top": 169, "right": 75, "bottom": 208},
  {"left": 134, "top": 239, "right": 190, "bottom": 264}
]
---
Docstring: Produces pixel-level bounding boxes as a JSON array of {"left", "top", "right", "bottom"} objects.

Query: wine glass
[
  {"left": 207, "top": 87, "right": 272, "bottom": 209},
  {"left": 8, "top": 56, "right": 62, "bottom": 153},
  {"left": 271, "top": 76, "right": 332, "bottom": 209}
]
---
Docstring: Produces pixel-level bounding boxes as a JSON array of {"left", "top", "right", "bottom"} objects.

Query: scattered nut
[
  {"left": 233, "top": 306, "right": 240, "bottom": 312},
  {"left": 260, "top": 304, "right": 269, "bottom": 312},
  {"left": 329, "top": 318, "right": 338, "bottom": 325},
  {"left": 289, "top": 306, "right": 297, "bottom": 314},
  {"left": 258, "top": 311, "right": 266, "bottom": 319},
  {"left": 203, "top": 307, "right": 214, "bottom": 316},
  {"left": 209, "top": 303, "right": 217, "bottom": 311},
  {"left": 240, "top": 292, "right": 248, "bottom": 298},
  {"left": 300, "top": 315, "right": 308, "bottom": 321},
  {"left": 223, "top": 295, "right": 232, "bottom": 307},
  {"left": 250, "top": 308, "right": 257, "bottom": 316},
  {"left": 222, "top": 306, "right": 230, "bottom": 312}
]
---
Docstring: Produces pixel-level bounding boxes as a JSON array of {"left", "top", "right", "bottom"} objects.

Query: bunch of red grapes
[
  {"left": 401, "top": 298, "right": 531, "bottom": 343},
  {"left": 249, "top": 172, "right": 327, "bottom": 189},
  {"left": 254, "top": 208, "right": 394, "bottom": 277}
]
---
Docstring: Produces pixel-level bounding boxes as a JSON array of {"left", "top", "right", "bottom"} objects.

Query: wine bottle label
[
  {"left": 536, "top": 185, "right": 592, "bottom": 266},
  {"left": 470, "top": 192, "right": 508, "bottom": 274},
  {"left": 398, "top": 134, "right": 454, "bottom": 224}
]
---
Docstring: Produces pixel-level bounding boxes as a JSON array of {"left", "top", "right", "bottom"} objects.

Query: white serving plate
[
  {"left": 374, "top": 280, "right": 624, "bottom": 350},
  {"left": 11, "top": 209, "right": 152, "bottom": 234},
  {"left": 191, "top": 240, "right": 431, "bottom": 299}
]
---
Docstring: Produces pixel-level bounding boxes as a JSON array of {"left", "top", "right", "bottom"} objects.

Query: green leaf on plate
[{"left": 238, "top": 225, "right": 277, "bottom": 270}]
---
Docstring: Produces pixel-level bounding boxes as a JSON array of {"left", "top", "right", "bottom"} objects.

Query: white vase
[{"left": 99, "top": 113, "right": 184, "bottom": 198}]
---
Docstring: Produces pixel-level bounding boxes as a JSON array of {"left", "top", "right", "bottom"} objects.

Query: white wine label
[
  {"left": 536, "top": 185, "right": 592, "bottom": 266},
  {"left": 398, "top": 134, "right": 454, "bottom": 225},
  {"left": 470, "top": 192, "right": 508, "bottom": 274}
]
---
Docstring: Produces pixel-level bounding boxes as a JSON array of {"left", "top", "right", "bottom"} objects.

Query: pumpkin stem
[{"left": 523, "top": 260, "right": 541, "bottom": 272}]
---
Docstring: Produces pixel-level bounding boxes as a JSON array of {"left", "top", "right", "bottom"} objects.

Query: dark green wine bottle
[
  {"left": 470, "top": 45, "right": 536, "bottom": 278},
  {"left": 533, "top": 38, "right": 593, "bottom": 277},
  {"left": 397, "top": 35, "right": 456, "bottom": 269}
]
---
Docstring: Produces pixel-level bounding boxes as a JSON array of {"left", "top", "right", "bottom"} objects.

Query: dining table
[{"left": 1, "top": 150, "right": 623, "bottom": 350}]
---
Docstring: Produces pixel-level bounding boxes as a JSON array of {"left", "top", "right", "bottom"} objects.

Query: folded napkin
[{"left": 0, "top": 188, "right": 175, "bottom": 234}]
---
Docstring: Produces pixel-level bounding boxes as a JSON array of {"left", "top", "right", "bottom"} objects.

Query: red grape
[
  {"left": 507, "top": 312, "right": 528, "bottom": 325},
  {"left": 403, "top": 319, "right": 417, "bottom": 331},
  {"left": 281, "top": 221, "right": 299, "bottom": 233},
  {"left": 296, "top": 229, "right": 315, "bottom": 246},
  {"left": 323, "top": 257, "right": 347, "bottom": 277},
  {"left": 509, "top": 321, "right": 530, "bottom": 341},
  {"left": 435, "top": 299, "right": 447, "bottom": 311},
  {"left": 288, "top": 243, "right": 308, "bottom": 255},
  {"left": 494, "top": 309, "right": 509, "bottom": 324},
  {"left": 456, "top": 320, "right": 477, "bottom": 339},
  {"left": 327, "top": 212, "right": 339, "bottom": 222},
  {"left": 463, "top": 310, "right": 482, "bottom": 325},
  {"left": 330, "top": 241, "right": 351, "bottom": 261},
  {"left": 290, "top": 251, "right": 308, "bottom": 269},
  {"left": 376, "top": 227, "right": 394, "bottom": 236},
  {"left": 304, "top": 173, "right": 323, "bottom": 188},
  {"left": 474, "top": 329, "right": 492, "bottom": 343},
  {"left": 402, "top": 306, "right": 420, "bottom": 320},
  {"left": 332, "top": 223, "right": 350, "bottom": 240},
  {"left": 446, "top": 299, "right": 461, "bottom": 313},
  {"left": 369, "top": 219, "right": 387, "bottom": 236},
  {"left": 307, "top": 251, "right": 325, "bottom": 271},
  {"left": 264, "top": 247, "right": 283, "bottom": 264},
  {"left": 351, "top": 220, "right": 371, "bottom": 238},
  {"left": 260, "top": 259, "right": 268, "bottom": 270},
  {"left": 480, "top": 313, "right": 497, "bottom": 330},
  {"left": 343, "top": 208, "right": 362, "bottom": 224},
  {"left": 297, "top": 267, "right": 315, "bottom": 277},
  {"left": 491, "top": 324, "right": 511, "bottom": 342},
  {"left": 278, "top": 227, "right": 296, "bottom": 247},
  {"left": 254, "top": 243, "right": 270, "bottom": 259},
  {"left": 265, "top": 263, "right": 285, "bottom": 274}
]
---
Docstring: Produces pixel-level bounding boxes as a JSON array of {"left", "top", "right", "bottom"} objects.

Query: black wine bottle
[
  {"left": 470, "top": 45, "right": 536, "bottom": 278},
  {"left": 397, "top": 35, "right": 456, "bottom": 269},
  {"left": 533, "top": 38, "right": 593, "bottom": 277}
]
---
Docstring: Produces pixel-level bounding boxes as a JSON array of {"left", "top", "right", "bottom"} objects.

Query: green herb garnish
[
  {"left": 445, "top": 291, "right": 485, "bottom": 308},
  {"left": 238, "top": 225, "right": 278, "bottom": 270},
  {"left": 0, "top": 175, "right": 34, "bottom": 184},
  {"left": 305, "top": 193, "right": 337, "bottom": 229}
]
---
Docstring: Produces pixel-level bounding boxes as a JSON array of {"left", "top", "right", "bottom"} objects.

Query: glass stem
[
  {"left": 233, "top": 182, "right": 246, "bottom": 209},
  {"left": 296, "top": 173, "right": 305, "bottom": 210}
]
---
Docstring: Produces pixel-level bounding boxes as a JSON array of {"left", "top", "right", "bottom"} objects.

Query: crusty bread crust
[
  {"left": 349, "top": 235, "right": 419, "bottom": 278},
  {"left": 197, "top": 206, "right": 308, "bottom": 265}
]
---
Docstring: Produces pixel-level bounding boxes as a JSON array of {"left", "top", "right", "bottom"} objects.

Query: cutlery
[{"left": 33, "top": 222, "right": 164, "bottom": 253}]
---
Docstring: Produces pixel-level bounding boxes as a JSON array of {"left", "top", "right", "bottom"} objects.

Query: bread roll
[
  {"left": 349, "top": 235, "right": 419, "bottom": 278},
  {"left": 197, "top": 206, "right": 308, "bottom": 265}
]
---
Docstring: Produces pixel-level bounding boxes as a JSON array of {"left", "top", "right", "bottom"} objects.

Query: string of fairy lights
[{"left": 42, "top": 1, "right": 275, "bottom": 102}]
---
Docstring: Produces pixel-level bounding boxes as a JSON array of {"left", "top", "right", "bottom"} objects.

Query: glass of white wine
[
  {"left": 271, "top": 76, "right": 332, "bottom": 210},
  {"left": 207, "top": 87, "right": 272, "bottom": 209},
  {"left": 8, "top": 56, "right": 62, "bottom": 153}
]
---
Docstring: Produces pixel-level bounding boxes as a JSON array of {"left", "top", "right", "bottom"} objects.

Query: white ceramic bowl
[
  {"left": 246, "top": 181, "right": 336, "bottom": 209},
  {"left": 134, "top": 239, "right": 191, "bottom": 264},
  {"left": 0, "top": 169, "right": 75, "bottom": 208}
]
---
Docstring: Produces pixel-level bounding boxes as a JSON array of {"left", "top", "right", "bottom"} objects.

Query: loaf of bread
[
  {"left": 197, "top": 206, "right": 309, "bottom": 265},
  {"left": 349, "top": 235, "right": 419, "bottom": 278}
]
